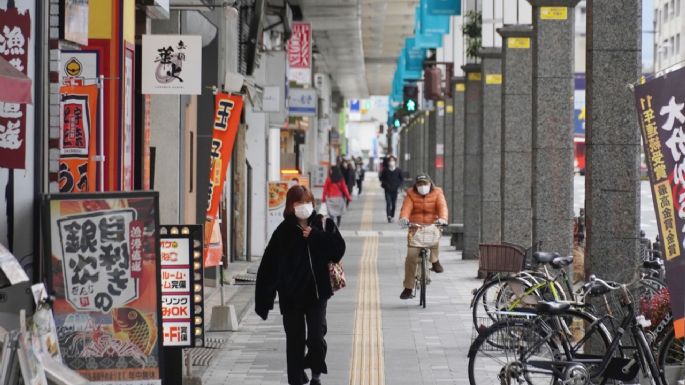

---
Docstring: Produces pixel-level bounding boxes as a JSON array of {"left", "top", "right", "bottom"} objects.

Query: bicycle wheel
[
  {"left": 635, "top": 327, "right": 668, "bottom": 385},
  {"left": 420, "top": 249, "right": 427, "bottom": 308},
  {"left": 468, "top": 319, "right": 559, "bottom": 385},
  {"left": 472, "top": 275, "right": 534, "bottom": 332},
  {"left": 657, "top": 325, "right": 685, "bottom": 369}
]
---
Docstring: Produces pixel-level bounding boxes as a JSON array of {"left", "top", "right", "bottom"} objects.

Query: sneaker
[
  {"left": 400, "top": 288, "right": 413, "bottom": 300},
  {"left": 387, "top": 216, "right": 392, "bottom": 223},
  {"left": 432, "top": 261, "right": 444, "bottom": 273}
]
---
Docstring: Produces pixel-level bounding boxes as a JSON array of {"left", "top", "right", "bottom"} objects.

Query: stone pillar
[
  {"left": 452, "top": 78, "right": 466, "bottom": 224},
  {"left": 421, "top": 112, "right": 430, "bottom": 175},
  {"left": 462, "top": 64, "right": 483, "bottom": 260},
  {"left": 428, "top": 109, "right": 438, "bottom": 182},
  {"left": 528, "top": 0, "right": 579, "bottom": 257},
  {"left": 443, "top": 97, "right": 454, "bottom": 220},
  {"left": 479, "top": 48, "right": 503, "bottom": 244},
  {"left": 585, "top": 0, "right": 641, "bottom": 282},
  {"left": 499, "top": 25, "right": 534, "bottom": 247},
  {"left": 435, "top": 101, "right": 446, "bottom": 187}
]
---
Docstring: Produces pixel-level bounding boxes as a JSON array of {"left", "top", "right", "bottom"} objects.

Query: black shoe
[
  {"left": 387, "top": 216, "right": 392, "bottom": 223},
  {"left": 310, "top": 379, "right": 321, "bottom": 385},
  {"left": 432, "top": 261, "right": 444, "bottom": 273},
  {"left": 400, "top": 288, "right": 413, "bottom": 300}
]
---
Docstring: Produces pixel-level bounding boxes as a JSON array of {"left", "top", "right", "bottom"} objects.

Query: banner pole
[{"left": 97, "top": 75, "right": 105, "bottom": 191}]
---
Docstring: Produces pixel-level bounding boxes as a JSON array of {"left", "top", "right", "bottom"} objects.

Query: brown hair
[{"left": 283, "top": 185, "right": 314, "bottom": 218}]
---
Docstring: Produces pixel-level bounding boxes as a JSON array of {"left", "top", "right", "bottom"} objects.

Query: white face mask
[
  {"left": 388, "top": 161, "right": 396, "bottom": 170},
  {"left": 417, "top": 185, "right": 430, "bottom": 195},
  {"left": 294, "top": 202, "right": 314, "bottom": 219}
]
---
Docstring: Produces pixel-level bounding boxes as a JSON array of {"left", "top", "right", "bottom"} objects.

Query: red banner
[
  {"left": 0, "top": 7, "right": 31, "bottom": 169},
  {"left": 58, "top": 84, "right": 98, "bottom": 192},
  {"left": 204, "top": 92, "right": 243, "bottom": 267}
]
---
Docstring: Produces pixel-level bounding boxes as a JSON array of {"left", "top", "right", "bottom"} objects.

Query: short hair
[{"left": 284, "top": 185, "right": 314, "bottom": 218}]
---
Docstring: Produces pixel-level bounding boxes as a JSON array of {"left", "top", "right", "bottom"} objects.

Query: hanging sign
[
  {"left": 159, "top": 225, "right": 204, "bottom": 348},
  {"left": 45, "top": 192, "right": 162, "bottom": 384},
  {"left": 426, "top": 0, "right": 461, "bottom": 15},
  {"left": 58, "top": 84, "right": 98, "bottom": 192},
  {"left": 288, "top": 88, "right": 317, "bottom": 117},
  {"left": 633, "top": 66, "right": 685, "bottom": 338},
  {"left": 287, "top": 22, "right": 312, "bottom": 85},
  {"left": 204, "top": 92, "right": 243, "bottom": 267},
  {"left": 0, "top": 6, "right": 31, "bottom": 169},
  {"left": 420, "top": 0, "right": 450, "bottom": 35},
  {"left": 141, "top": 34, "right": 202, "bottom": 95}
]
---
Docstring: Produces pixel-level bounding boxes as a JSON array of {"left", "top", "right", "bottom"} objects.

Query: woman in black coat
[{"left": 255, "top": 185, "right": 346, "bottom": 385}]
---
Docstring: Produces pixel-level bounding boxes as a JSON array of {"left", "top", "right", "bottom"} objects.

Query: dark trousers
[
  {"left": 356, "top": 180, "right": 363, "bottom": 194},
  {"left": 282, "top": 299, "right": 328, "bottom": 385},
  {"left": 385, "top": 189, "right": 398, "bottom": 218}
]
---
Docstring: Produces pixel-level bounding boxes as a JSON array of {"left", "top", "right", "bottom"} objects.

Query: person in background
[
  {"left": 289, "top": 177, "right": 300, "bottom": 188},
  {"left": 322, "top": 166, "right": 352, "bottom": 227},
  {"left": 398, "top": 173, "right": 448, "bottom": 299},
  {"left": 342, "top": 160, "right": 356, "bottom": 197},
  {"left": 354, "top": 157, "right": 365, "bottom": 195},
  {"left": 379, "top": 155, "right": 404, "bottom": 223},
  {"left": 256, "top": 185, "right": 346, "bottom": 385}
]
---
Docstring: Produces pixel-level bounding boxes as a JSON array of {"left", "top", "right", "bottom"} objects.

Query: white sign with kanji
[{"left": 287, "top": 22, "right": 312, "bottom": 86}]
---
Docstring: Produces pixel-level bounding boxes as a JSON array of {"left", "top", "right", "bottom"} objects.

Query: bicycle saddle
[
  {"left": 535, "top": 301, "right": 570, "bottom": 315},
  {"left": 642, "top": 260, "right": 662, "bottom": 270},
  {"left": 532, "top": 251, "right": 560, "bottom": 264},
  {"left": 550, "top": 255, "right": 574, "bottom": 269}
]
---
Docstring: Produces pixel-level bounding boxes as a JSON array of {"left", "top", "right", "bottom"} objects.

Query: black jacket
[
  {"left": 255, "top": 212, "right": 346, "bottom": 320},
  {"left": 380, "top": 167, "right": 404, "bottom": 192}
]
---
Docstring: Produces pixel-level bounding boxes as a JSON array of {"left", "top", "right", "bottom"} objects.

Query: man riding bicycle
[{"left": 398, "top": 173, "right": 448, "bottom": 300}]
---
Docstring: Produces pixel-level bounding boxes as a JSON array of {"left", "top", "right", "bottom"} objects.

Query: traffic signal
[
  {"left": 403, "top": 84, "right": 419, "bottom": 113},
  {"left": 394, "top": 118, "right": 401, "bottom": 128}
]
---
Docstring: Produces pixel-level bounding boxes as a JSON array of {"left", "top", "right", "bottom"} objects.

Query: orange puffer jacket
[{"left": 399, "top": 186, "right": 448, "bottom": 225}]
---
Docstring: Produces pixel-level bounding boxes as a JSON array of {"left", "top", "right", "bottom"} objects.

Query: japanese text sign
[
  {"left": 159, "top": 225, "right": 204, "bottom": 348},
  {"left": 46, "top": 192, "right": 162, "bottom": 384},
  {"left": 0, "top": 6, "right": 31, "bottom": 169},
  {"left": 58, "top": 84, "right": 98, "bottom": 192},
  {"left": 141, "top": 34, "right": 202, "bottom": 95},
  {"left": 634, "top": 66, "right": 685, "bottom": 338},
  {"left": 204, "top": 93, "right": 243, "bottom": 267},
  {"left": 287, "top": 22, "right": 312, "bottom": 85}
]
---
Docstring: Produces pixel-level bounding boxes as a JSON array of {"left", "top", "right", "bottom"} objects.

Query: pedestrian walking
[
  {"left": 255, "top": 185, "right": 346, "bottom": 385},
  {"left": 379, "top": 156, "right": 404, "bottom": 223},
  {"left": 398, "top": 173, "right": 448, "bottom": 299},
  {"left": 342, "top": 160, "right": 356, "bottom": 197},
  {"left": 322, "top": 166, "right": 352, "bottom": 226},
  {"left": 354, "top": 157, "right": 365, "bottom": 195}
]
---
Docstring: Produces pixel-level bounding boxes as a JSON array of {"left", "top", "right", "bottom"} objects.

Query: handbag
[{"left": 321, "top": 217, "right": 346, "bottom": 292}]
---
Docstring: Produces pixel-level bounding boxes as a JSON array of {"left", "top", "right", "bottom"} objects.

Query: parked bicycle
[{"left": 468, "top": 276, "right": 669, "bottom": 385}]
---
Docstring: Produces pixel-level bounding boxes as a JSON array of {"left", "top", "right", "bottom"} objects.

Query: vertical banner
[
  {"left": 634, "top": 66, "right": 685, "bottom": 338},
  {"left": 58, "top": 84, "right": 98, "bottom": 193},
  {"left": 287, "top": 22, "right": 312, "bottom": 86},
  {"left": 159, "top": 225, "right": 204, "bottom": 348},
  {"left": 0, "top": 6, "right": 31, "bottom": 169},
  {"left": 45, "top": 192, "right": 162, "bottom": 384},
  {"left": 204, "top": 93, "right": 243, "bottom": 267}
]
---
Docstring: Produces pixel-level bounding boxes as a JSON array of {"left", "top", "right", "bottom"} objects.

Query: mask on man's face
[{"left": 417, "top": 185, "right": 430, "bottom": 195}]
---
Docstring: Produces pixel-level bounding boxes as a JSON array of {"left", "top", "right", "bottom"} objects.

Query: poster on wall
[
  {"left": 633, "top": 66, "right": 685, "bottom": 339},
  {"left": 60, "top": 0, "right": 89, "bottom": 46},
  {"left": 141, "top": 34, "right": 201, "bottom": 95},
  {"left": 204, "top": 92, "right": 243, "bottom": 267},
  {"left": 0, "top": 4, "right": 32, "bottom": 169},
  {"left": 58, "top": 84, "right": 98, "bottom": 192},
  {"left": 287, "top": 22, "right": 312, "bottom": 86},
  {"left": 45, "top": 192, "right": 162, "bottom": 384},
  {"left": 122, "top": 48, "right": 134, "bottom": 191},
  {"left": 267, "top": 182, "right": 288, "bottom": 238},
  {"left": 61, "top": 51, "right": 99, "bottom": 86}
]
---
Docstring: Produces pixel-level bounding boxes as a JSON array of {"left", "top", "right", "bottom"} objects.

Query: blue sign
[
  {"left": 414, "top": 9, "right": 444, "bottom": 48},
  {"left": 350, "top": 99, "right": 360, "bottom": 112},
  {"left": 420, "top": 1, "right": 450, "bottom": 35},
  {"left": 288, "top": 88, "right": 317, "bottom": 116},
  {"left": 426, "top": 0, "right": 461, "bottom": 15},
  {"left": 405, "top": 38, "right": 425, "bottom": 71}
]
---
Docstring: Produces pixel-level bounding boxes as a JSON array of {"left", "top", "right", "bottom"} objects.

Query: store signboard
[
  {"left": 141, "top": 35, "right": 202, "bottom": 95},
  {"left": 288, "top": 88, "right": 317, "bottom": 117},
  {"left": 45, "top": 192, "right": 162, "bottom": 385},
  {"left": 60, "top": 0, "right": 89, "bottom": 46},
  {"left": 287, "top": 22, "right": 312, "bottom": 85},
  {"left": 159, "top": 225, "right": 204, "bottom": 348}
]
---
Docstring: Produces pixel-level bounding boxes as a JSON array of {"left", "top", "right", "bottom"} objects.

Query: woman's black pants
[{"left": 282, "top": 299, "right": 328, "bottom": 384}]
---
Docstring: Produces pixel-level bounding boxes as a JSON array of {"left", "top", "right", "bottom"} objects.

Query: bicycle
[
  {"left": 407, "top": 222, "right": 445, "bottom": 308},
  {"left": 468, "top": 276, "right": 669, "bottom": 385}
]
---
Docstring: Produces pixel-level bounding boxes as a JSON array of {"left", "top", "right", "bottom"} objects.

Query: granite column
[
  {"left": 463, "top": 64, "right": 483, "bottom": 259},
  {"left": 585, "top": 0, "right": 641, "bottom": 282},
  {"left": 443, "top": 97, "right": 454, "bottom": 220},
  {"left": 499, "top": 25, "right": 534, "bottom": 247},
  {"left": 452, "top": 78, "right": 466, "bottom": 225},
  {"left": 528, "top": 0, "right": 579, "bottom": 257}
]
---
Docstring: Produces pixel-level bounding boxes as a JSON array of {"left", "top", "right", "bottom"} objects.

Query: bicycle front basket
[{"left": 408, "top": 225, "right": 442, "bottom": 248}]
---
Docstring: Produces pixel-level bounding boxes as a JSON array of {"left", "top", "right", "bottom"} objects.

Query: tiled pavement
[{"left": 200, "top": 183, "right": 481, "bottom": 385}]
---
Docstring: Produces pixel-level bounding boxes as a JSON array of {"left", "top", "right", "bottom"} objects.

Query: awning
[{"left": 0, "top": 56, "right": 32, "bottom": 104}]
